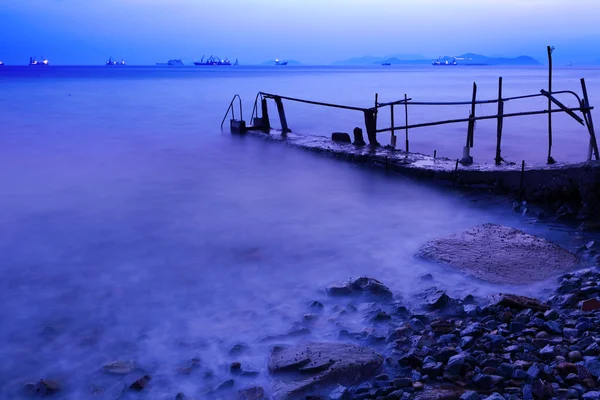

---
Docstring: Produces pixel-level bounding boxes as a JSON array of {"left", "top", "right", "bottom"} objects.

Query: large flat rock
[
  {"left": 268, "top": 342, "right": 383, "bottom": 400},
  {"left": 417, "top": 223, "right": 580, "bottom": 284}
]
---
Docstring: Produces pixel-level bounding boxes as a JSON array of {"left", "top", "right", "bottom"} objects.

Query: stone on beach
[
  {"left": 417, "top": 223, "right": 579, "bottom": 284},
  {"left": 326, "top": 277, "right": 393, "bottom": 299},
  {"left": 268, "top": 342, "right": 383, "bottom": 399}
]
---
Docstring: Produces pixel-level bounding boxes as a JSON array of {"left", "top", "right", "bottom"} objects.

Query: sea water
[{"left": 0, "top": 65, "right": 597, "bottom": 398}]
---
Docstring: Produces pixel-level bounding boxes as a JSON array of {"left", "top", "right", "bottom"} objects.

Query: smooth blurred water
[{"left": 0, "top": 66, "right": 597, "bottom": 398}]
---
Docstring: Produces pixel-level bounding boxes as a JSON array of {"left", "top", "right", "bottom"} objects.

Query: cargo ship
[
  {"left": 156, "top": 59, "right": 184, "bottom": 66},
  {"left": 275, "top": 59, "right": 288, "bottom": 66},
  {"left": 194, "top": 56, "right": 231, "bottom": 66},
  {"left": 432, "top": 57, "right": 457, "bottom": 66},
  {"left": 106, "top": 57, "right": 126, "bottom": 66},
  {"left": 29, "top": 56, "right": 49, "bottom": 66}
]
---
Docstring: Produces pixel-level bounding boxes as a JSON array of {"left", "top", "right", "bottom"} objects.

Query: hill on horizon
[{"left": 333, "top": 53, "right": 542, "bottom": 66}]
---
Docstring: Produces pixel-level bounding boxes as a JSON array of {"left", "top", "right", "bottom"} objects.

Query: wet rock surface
[
  {"left": 418, "top": 224, "right": 580, "bottom": 284},
  {"left": 268, "top": 342, "right": 383, "bottom": 399}
]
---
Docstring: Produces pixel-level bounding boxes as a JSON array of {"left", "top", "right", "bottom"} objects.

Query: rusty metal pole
[{"left": 547, "top": 46, "right": 555, "bottom": 164}]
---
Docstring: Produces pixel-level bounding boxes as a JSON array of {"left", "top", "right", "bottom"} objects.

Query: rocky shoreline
[{"left": 21, "top": 232, "right": 600, "bottom": 400}]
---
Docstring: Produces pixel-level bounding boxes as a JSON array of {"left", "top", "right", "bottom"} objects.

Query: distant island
[{"left": 333, "top": 53, "right": 542, "bottom": 66}]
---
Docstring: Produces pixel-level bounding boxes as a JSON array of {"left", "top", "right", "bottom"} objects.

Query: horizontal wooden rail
[
  {"left": 376, "top": 106, "right": 590, "bottom": 134},
  {"left": 260, "top": 92, "right": 368, "bottom": 112}
]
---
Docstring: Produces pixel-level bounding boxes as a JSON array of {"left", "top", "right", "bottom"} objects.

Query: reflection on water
[{"left": 0, "top": 66, "right": 594, "bottom": 398}]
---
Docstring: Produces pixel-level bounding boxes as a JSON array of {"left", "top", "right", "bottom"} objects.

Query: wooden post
[
  {"left": 495, "top": 77, "right": 504, "bottom": 165},
  {"left": 461, "top": 83, "right": 476, "bottom": 165},
  {"left": 519, "top": 160, "right": 526, "bottom": 202},
  {"left": 547, "top": 46, "right": 555, "bottom": 164},
  {"left": 390, "top": 104, "right": 397, "bottom": 147},
  {"left": 274, "top": 96, "right": 290, "bottom": 135},
  {"left": 261, "top": 97, "right": 271, "bottom": 133},
  {"left": 434, "top": 150, "right": 437, "bottom": 159},
  {"left": 364, "top": 110, "right": 379, "bottom": 146},
  {"left": 374, "top": 93, "right": 378, "bottom": 131},
  {"left": 404, "top": 94, "right": 409, "bottom": 152},
  {"left": 580, "top": 78, "right": 600, "bottom": 161}
]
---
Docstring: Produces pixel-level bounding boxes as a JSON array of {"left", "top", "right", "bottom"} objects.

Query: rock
[
  {"left": 409, "top": 318, "right": 426, "bottom": 332},
  {"left": 103, "top": 360, "right": 136, "bottom": 374},
  {"left": 582, "top": 299, "right": 600, "bottom": 312},
  {"left": 522, "top": 384, "right": 533, "bottom": 400},
  {"left": 229, "top": 342, "right": 249, "bottom": 356},
  {"left": 563, "top": 328, "right": 579, "bottom": 338},
  {"left": 417, "top": 224, "right": 579, "bottom": 284},
  {"left": 385, "top": 390, "right": 405, "bottom": 399},
  {"left": 531, "top": 378, "right": 553, "bottom": 399},
  {"left": 420, "top": 287, "right": 450, "bottom": 310},
  {"left": 583, "top": 392, "right": 600, "bottom": 400},
  {"left": 492, "top": 293, "right": 550, "bottom": 312},
  {"left": 540, "top": 345, "right": 555, "bottom": 358},
  {"left": 240, "top": 387, "right": 266, "bottom": 400},
  {"left": 422, "top": 362, "right": 443, "bottom": 378},
  {"left": 447, "top": 354, "right": 466, "bottom": 375},
  {"left": 472, "top": 373, "right": 493, "bottom": 390},
  {"left": 268, "top": 342, "right": 383, "bottom": 400},
  {"left": 129, "top": 375, "right": 151, "bottom": 391},
  {"left": 326, "top": 277, "right": 392, "bottom": 299},
  {"left": 557, "top": 362, "right": 578, "bottom": 376},
  {"left": 433, "top": 347, "right": 458, "bottom": 363},
  {"left": 460, "top": 323, "right": 483, "bottom": 337},
  {"left": 328, "top": 385, "right": 349, "bottom": 400},
  {"left": 566, "top": 373, "right": 580, "bottom": 385},
  {"left": 544, "top": 309, "right": 559, "bottom": 320},
  {"left": 543, "top": 320, "right": 562, "bottom": 334},
  {"left": 460, "top": 391, "right": 479, "bottom": 400},
  {"left": 332, "top": 132, "right": 351, "bottom": 143},
  {"left": 215, "top": 379, "right": 235, "bottom": 391},
  {"left": 510, "top": 321, "right": 525, "bottom": 333},
  {"left": 568, "top": 351, "right": 583, "bottom": 362},
  {"left": 421, "top": 274, "right": 434, "bottom": 281},
  {"left": 175, "top": 393, "right": 187, "bottom": 400},
  {"left": 586, "top": 360, "right": 600, "bottom": 378},
  {"left": 585, "top": 342, "right": 600, "bottom": 356},
  {"left": 485, "top": 394, "right": 505, "bottom": 400},
  {"left": 28, "top": 380, "right": 61, "bottom": 396},
  {"left": 393, "top": 378, "right": 413, "bottom": 389}
]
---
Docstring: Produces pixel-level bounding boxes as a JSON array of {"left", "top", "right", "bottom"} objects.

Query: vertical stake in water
[
  {"left": 390, "top": 104, "right": 397, "bottom": 148},
  {"left": 461, "top": 83, "right": 476, "bottom": 165},
  {"left": 261, "top": 97, "right": 271, "bottom": 133},
  {"left": 453, "top": 159, "right": 459, "bottom": 187},
  {"left": 274, "top": 96, "right": 289, "bottom": 135},
  {"left": 580, "top": 78, "right": 600, "bottom": 161},
  {"left": 434, "top": 150, "right": 437, "bottom": 159},
  {"left": 404, "top": 94, "right": 409, "bottom": 152},
  {"left": 519, "top": 160, "right": 526, "bottom": 202},
  {"left": 547, "top": 46, "right": 555, "bottom": 164},
  {"left": 495, "top": 77, "right": 504, "bottom": 165}
]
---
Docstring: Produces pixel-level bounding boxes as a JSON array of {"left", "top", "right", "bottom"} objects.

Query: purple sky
[{"left": 1, "top": 0, "right": 599, "bottom": 65}]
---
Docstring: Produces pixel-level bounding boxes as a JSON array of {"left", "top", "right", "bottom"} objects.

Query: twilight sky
[{"left": 1, "top": 0, "right": 599, "bottom": 65}]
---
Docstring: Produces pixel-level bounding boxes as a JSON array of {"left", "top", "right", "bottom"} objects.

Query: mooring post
[
  {"left": 495, "top": 77, "right": 504, "bottom": 165},
  {"left": 374, "top": 93, "right": 379, "bottom": 131},
  {"left": 461, "top": 83, "right": 476, "bottom": 165},
  {"left": 390, "top": 104, "right": 397, "bottom": 148},
  {"left": 519, "top": 160, "right": 526, "bottom": 202},
  {"left": 434, "top": 150, "right": 437, "bottom": 159},
  {"left": 274, "top": 96, "right": 290, "bottom": 135},
  {"left": 404, "top": 94, "right": 409, "bottom": 152},
  {"left": 453, "top": 159, "right": 459, "bottom": 187},
  {"left": 580, "top": 78, "right": 600, "bottom": 161},
  {"left": 547, "top": 45, "right": 555, "bottom": 164},
  {"left": 261, "top": 97, "right": 271, "bottom": 133},
  {"left": 364, "top": 110, "right": 379, "bottom": 146}
]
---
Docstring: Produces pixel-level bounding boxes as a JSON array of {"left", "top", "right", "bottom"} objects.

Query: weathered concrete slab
[
  {"left": 249, "top": 131, "right": 600, "bottom": 219},
  {"left": 268, "top": 342, "right": 383, "bottom": 400},
  {"left": 417, "top": 223, "right": 580, "bottom": 284}
]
